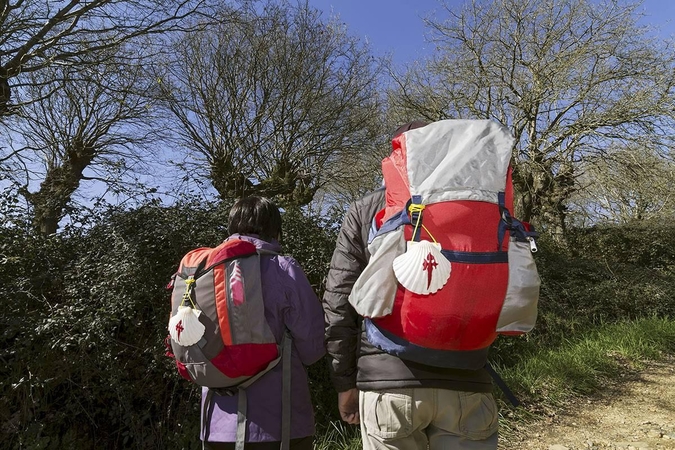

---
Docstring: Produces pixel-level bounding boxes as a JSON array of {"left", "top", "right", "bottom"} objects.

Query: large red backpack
[{"left": 349, "top": 119, "right": 540, "bottom": 371}]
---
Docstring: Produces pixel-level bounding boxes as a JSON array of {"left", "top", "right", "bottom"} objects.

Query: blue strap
[
  {"left": 497, "top": 195, "right": 512, "bottom": 250},
  {"left": 441, "top": 249, "right": 508, "bottom": 264},
  {"left": 484, "top": 362, "right": 520, "bottom": 407},
  {"left": 365, "top": 319, "right": 490, "bottom": 370},
  {"left": 497, "top": 192, "right": 540, "bottom": 248},
  {"left": 372, "top": 208, "right": 411, "bottom": 240},
  {"left": 409, "top": 195, "right": 423, "bottom": 241}
]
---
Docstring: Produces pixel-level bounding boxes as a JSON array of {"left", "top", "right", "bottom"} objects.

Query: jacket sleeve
[
  {"left": 280, "top": 257, "right": 326, "bottom": 366},
  {"left": 322, "top": 203, "right": 370, "bottom": 392}
]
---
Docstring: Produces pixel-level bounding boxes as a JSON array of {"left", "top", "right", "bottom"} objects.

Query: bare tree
[
  {"left": 3, "top": 48, "right": 158, "bottom": 234},
  {"left": 0, "top": 0, "right": 210, "bottom": 116},
  {"left": 158, "top": 0, "right": 384, "bottom": 207},
  {"left": 389, "top": 0, "right": 675, "bottom": 238},
  {"left": 569, "top": 144, "right": 675, "bottom": 225}
]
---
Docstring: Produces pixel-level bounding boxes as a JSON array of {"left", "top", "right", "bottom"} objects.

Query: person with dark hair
[
  {"left": 204, "top": 196, "right": 325, "bottom": 450},
  {"left": 322, "top": 122, "right": 499, "bottom": 450},
  {"left": 227, "top": 196, "right": 283, "bottom": 242}
]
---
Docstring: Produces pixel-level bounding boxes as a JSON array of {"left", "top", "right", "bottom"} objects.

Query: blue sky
[
  {"left": 308, "top": 0, "right": 675, "bottom": 65},
  {"left": 308, "top": 0, "right": 446, "bottom": 64}
]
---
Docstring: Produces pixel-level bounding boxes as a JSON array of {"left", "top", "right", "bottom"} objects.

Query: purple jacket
[{"left": 201, "top": 234, "right": 325, "bottom": 443}]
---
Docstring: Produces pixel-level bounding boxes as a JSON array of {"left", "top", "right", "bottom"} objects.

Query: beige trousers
[{"left": 359, "top": 388, "right": 498, "bottom": 450}]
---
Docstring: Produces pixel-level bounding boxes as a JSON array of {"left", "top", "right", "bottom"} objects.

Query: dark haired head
[
  {"left": 228, "top": 196, "right": 282, "bottom": 242},
  {"left": 392, "top": 120, "right": 429, "bottom": 139}
]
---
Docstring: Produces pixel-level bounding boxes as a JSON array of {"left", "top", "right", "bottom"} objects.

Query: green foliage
[
  {"left": 1, "top": 199, "right": 227, "bottom": 449},
  {"left": 545, "top": 226, "right": 674, "bottom": 331},
  {"left": 0, "top": 196, "right": 342, "bottom": 449},
  {"left": 566, "top": 219, "right": 675, "bottom": 270},
  {"left": 280, "top": 206, "right": 340, "bottom": 297},
  {"left": 313, "top": 421, "right": 361, "bottom": 450},
  {"left": 3, "top": 191, "right": 675, "bottom": 449}
]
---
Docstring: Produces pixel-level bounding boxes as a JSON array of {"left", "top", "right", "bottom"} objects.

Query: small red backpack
[{"left": 165, "top": 238, "right": 292, "bottom": 445}]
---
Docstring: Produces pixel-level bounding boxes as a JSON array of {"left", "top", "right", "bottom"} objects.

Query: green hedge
[{"left": 491, "top": 222, "right": 675, "bottom": 366}]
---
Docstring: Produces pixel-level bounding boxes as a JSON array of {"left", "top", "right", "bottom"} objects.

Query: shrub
[
  {"left": 1, "top": 198, "right": 341, "bottom": 449},
  {"left": 3, "top": 195, "right": 674, "bottom": 449},
  {"left": 491, "top": 225, "right": 675, "bottom": 368}
]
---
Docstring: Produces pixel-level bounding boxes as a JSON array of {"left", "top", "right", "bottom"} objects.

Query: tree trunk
[
  {"left": 513, "top": 161, "right": 571, "bottom": 244},
  {"left": 22, "top": 140, "right": 94, "bottom": 235},
  {"left": 0, "top": 70, "right": 10, "bottom": 116}
]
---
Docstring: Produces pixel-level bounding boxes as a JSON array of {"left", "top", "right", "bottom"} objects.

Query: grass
[
  {"left": 494, "top": 316, "right": 675, "bottom": 442},
  {"left": 497, "top": 316, "right": 675, "bottom": 404},
  {"left": 314, "top": 317, "right": 675, "bottom": 449},
  {"left": 313, "top": 420, "right": 361, "bottom": 450}
]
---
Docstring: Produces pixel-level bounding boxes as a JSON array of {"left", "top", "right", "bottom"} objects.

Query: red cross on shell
[
  {"left": 168, "top": 305, "right": 205, "bottom": 346},
  {"left": 393, "top": 240, "right": 451, "bottom": 295}
]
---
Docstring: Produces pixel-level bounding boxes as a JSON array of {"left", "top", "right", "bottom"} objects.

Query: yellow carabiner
[
  {"left": 408, "top": 203, "right": 438, "bottom": 243},
  {"left": 180, "top": 276, "right": 197, "bottom": 308}
]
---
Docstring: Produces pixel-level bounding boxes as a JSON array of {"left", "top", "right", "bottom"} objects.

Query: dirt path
[{"left": 501, "top": 357, "right": 675, "bottom": 450}]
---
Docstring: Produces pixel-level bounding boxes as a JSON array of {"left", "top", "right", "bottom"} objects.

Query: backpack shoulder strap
[
  {"left": 280, "top": 331, "right": 292, "bottom": 450},
  {"left": 213, "top": 332, "right": 292, "bottom": 450}
]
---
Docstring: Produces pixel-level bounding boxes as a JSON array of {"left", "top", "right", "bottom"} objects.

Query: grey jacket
[{"left": 322, "top": 188, "right": 493, "bottom": 392}]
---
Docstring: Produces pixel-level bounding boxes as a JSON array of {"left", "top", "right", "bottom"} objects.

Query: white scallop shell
[
  {"left": 168, "top": 305, "right": 205, "bottom": 347},
  {"left": 392, "top": 240, "right": 451, "bottom": 295}
]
